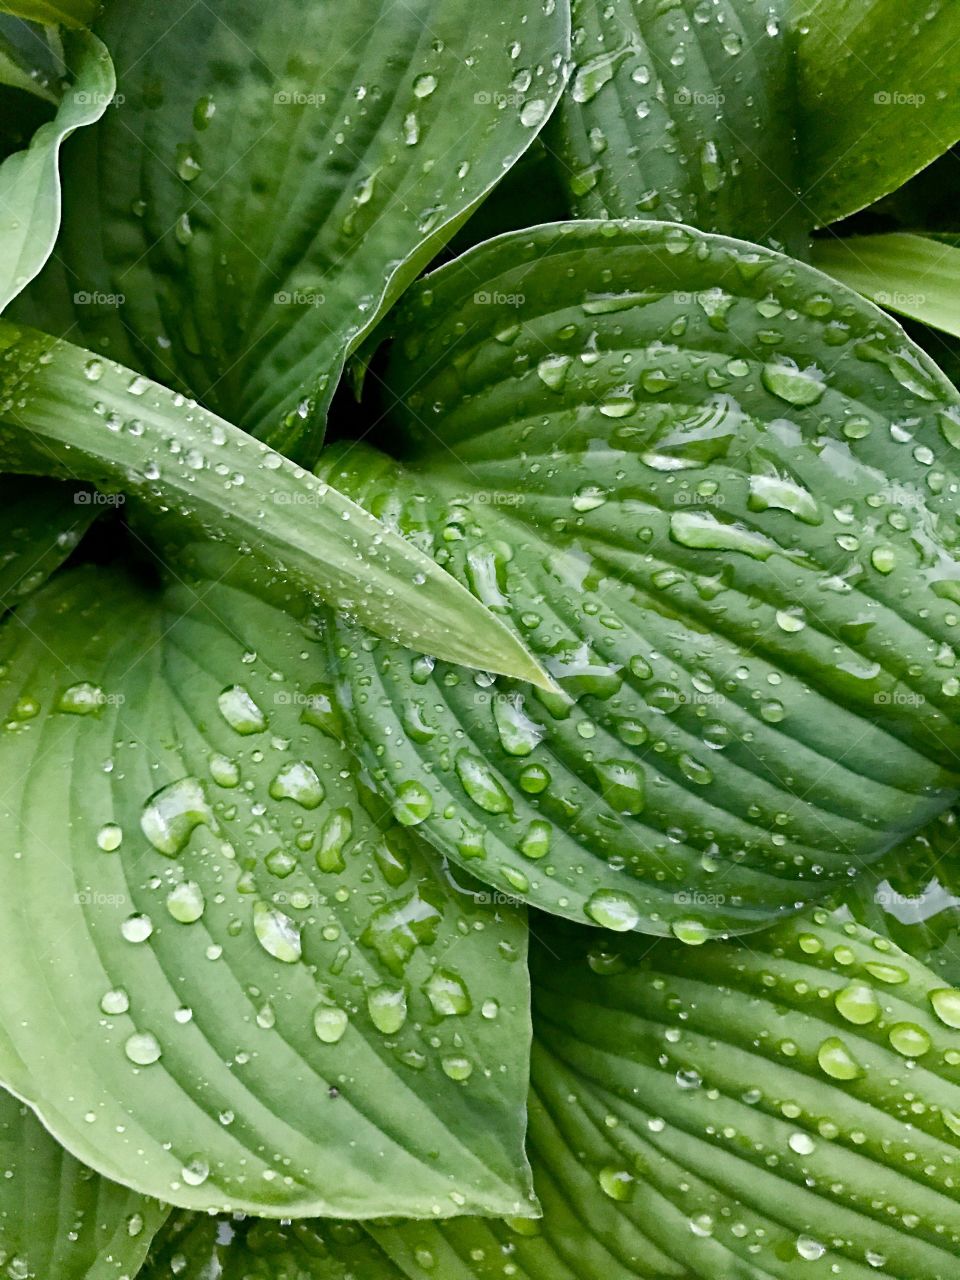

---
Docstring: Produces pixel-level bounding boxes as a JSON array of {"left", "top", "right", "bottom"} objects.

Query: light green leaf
[
  {"left": 0, "top": 550, "right": 534, "bottom": 1216},
  {"left": 0, "top": 1085, "right": 169, "bottom": 1278},
  {"left": 0, "top": 321, "right": 552, "bottom": 687},
  {"left": 796, "top": 0, "right": 960, "bottom": 226},
  {"left": 0, "top": 474, "right": 98, "bottom": 607},
  {"left": 813, "top": 233, "right": 960, "bottom": 340},
  {"left": 0, "top": 1, "right": 97, "bottom": 26},
  {"left": 323, "top": 219, "right": 960, "bottom": 937},
  {"left": 13, "top": 0, "right": 569, "bottom": 461},
  {"left": 0, "top": 29, "right": 112, "bottom": 309},
  {"left": 547, "top": 0, "right": 805, "bottom": 253}
]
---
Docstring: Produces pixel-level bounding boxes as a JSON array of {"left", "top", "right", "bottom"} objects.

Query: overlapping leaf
[
  {"left": 547, "top": 0, "right": 804, "bottom": 253},
  {"left": 0, "top": 549, "right": 534, "bottom": 1216},
  {"left": 323, "top": 218, "right": 960, "bottom": 938},
  {"left": 0, "top": 320, "right": 551, "bottom": 684},
  {"left": 12, "top": 0, "right": 569, "bottom": 460},
  {"left": 0, "top": 28, "right": 113, "bottom": 309},
  {"left": 0, "top": 1085, "right": 169, "bottom": 1279}
]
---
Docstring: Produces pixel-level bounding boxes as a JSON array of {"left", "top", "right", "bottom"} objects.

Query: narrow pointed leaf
[
  {"left": 0, "top": 29, "right": 112, "bottom": 309},
  {"left": 324, "top": 219, "right": 960, "bottom": 937},
  {"left": 13, "top": 0, "right": 569, "bottom": 460},
  {"left": 548, "top": 0, "right": 804, "bottom": 253},
  {"left": 0, "top": 321, "right": 551, "bottom": 685},
  {"left": 0, "top": 553, "right": 534, "bottom": 1216},
  {"left": 796, "top": 0, "right": 960, "bottom": 226},
  {"left": 813, "top": 233, "right": 960, "bottom": 340},
  {"left": 0, "top": 1086, "right": 169, "bottom": 1278}
]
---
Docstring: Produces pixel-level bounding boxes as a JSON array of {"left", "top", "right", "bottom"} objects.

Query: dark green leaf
[
  {"left": 547, "top": 0, "right": 804, "bottom": 253},
  {"left": 0, "top": 0, "right": 97, "bottom": 26},
  {"left": 0, "top": 552, "right": 534, "bottom": 1215},
  {"left": 0, "top": 1085, "right": 168, "bottom": 1278},
  {"left": 13, "top": 0, "right": 569, "bottom": 461},
  {"left": 0, "top": 474, "right": 97, "bottom": 608},
  {"left": 796, "top": 0, "right": 960, "bottom": 226},
  {"left": 323, "top": 218, "right": 960, "bottom": 937}
]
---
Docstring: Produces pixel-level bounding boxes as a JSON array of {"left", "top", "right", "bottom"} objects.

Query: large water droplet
[
  {"left": 140, "top": 777, "right": 212, "bottom": 856},
  {"left": 253, "top": 901, "right": 301, "bottom": 963}
]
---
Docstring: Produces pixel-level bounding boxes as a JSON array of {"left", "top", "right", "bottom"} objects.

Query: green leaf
[
  {"left": 796, "top": 0, "right": 960, "bottom": 226},
  {"left": 0, "top": 1085, "right": 168, "bottom": 1278},
  {"left": 0, "top": 550, "right": 535, "bottom": 1216},
  {"left": 0, "top": 1, "right": 97, "bottom": 26},
  {"left": 134, "top": 903, "right": 960, "bottom": 1278},
  {"left": 813, "top": 233, "right": 960, "bottom": 340},
  {"left": 0, "top": 474, "right": 98, "bottom": 607},
  {"left": 13, "top": 0, "right": 569, "bottom": 461},
  {"left": 322, "top": 218, "right": 960, "bottom": 938},
  {"left": 546, "top": 0, "right": 805, "bottom": 253},
  {"left": 0, "top": 30, "right": 113, "bottom": 309},
  {"left": 0, "top": 321, "right": 552, "bottom": 687},
  {"left": 0, "top": 17, "right": 61, "bottom": 101}
]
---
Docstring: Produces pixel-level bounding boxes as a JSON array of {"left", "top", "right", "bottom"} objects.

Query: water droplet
[
  {"left": 537, "top": 353, "right": 572, "bottom": 390},
  {"left": 166, "top": 881, "right": 205, "bottom": 924},
  {"left": 585, "top": 888, "right": 640, "bottom": 931},
  {"left": 100, "top": 988, "right": 129, "bottom": 1015},
  {"left": 253, "top": 901, "right": 301, "bottom": 963},
  {"left": 598, "top": 1166, "right": 634, "bottom": 1200},
  {"left": 594, "top": 759, "right": 645, "bottom": 814},
  {"left": 413, "top": 73, "right": 437, "bottom": 98},
  {"left": 181, "top": 1155, "right": 209, "bottom": 1186},
  {"left": 493, "top": 694, "right": 543, "bottom": 756},
  {"left": 817, "top": 1036, "right": 861, "bottom": 1079},
  {"left": 424, "top": 969, "right": 471, "bottom": 1017},
  {"left": 788, "top": 1131, "right": 815, "bottom": 1156},
  {"left": 121, "top": 914, "right": 153, "bottom": 944},
  {"left": 140, "top": 777, "right": 212, "bottom": 856},
  {"left": 441, "top": 1054, "right": 473, "bottom": 1081},
  {"left": 367, "top": 984, "right": 407, "bottom": 1035},
  {"left": 930, "top": 988, "right": 960, "bottom": 1028},
  {"left": 761, "top": 360, "right": 826, "bottom": 406},
  {"left": 317, "top": 807, "right": 353, "bottom": 873},
  {"left": 217, "top": 685, "right": 267, "bottom": 734},
  {"left": 393, "top": 779, "right": 434, "bottom": 826},
  {"left": 57, "top": 682, "right": 106, "bottom": 715},
  {"left": 455, "top": 751, "right": 511, "bottom": 813},
  {"left": 96, "top": 822, "right": 123, "bottom": 852},
  {"left": 269, "top": 760, "right": 324, "bottom": 809},
  {"left": 314, "top": 1004, "right": 348, "bottom": 1044},
  {"left": 835, "top": 982, "right": 879, "bottom": 1025},
  {"left": 124, "top": 1032, "right": 161, "bottom": 1066},
  {"left": 888, "top": 1022, "right": 931, "bottom": 1057},
  {"left": 519, "top": 819, "right": 551, "bottom": 860}
]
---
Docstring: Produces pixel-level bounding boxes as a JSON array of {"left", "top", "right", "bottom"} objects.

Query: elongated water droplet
[
  {"left": 424, "top": 969, "right": 471, "bottom": 1016},
  {"left": 217, "top": 685, "right": 267, "bottom": 734},
  {"left": 585, "top": 888, "right": 640, "bottom": 931},
  {"left": 455, "top": 751, "right": 511, "bottom": 813},
  {"left": 166, "top": 881, "right": 205, "bottom": 924},
  {"left": 253, "top": 900, "right": 301, "bottom": 963},
  {"left": 367, "top": 984, "right": 408, "bottom": 1035},
  {"left": 140, "top": 777, "right": 212, "bottom": 856},
  {"left": 269, "top": 761, "right": 324, "bottom": 809}
]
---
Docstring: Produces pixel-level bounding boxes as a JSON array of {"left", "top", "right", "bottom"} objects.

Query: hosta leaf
[
  {"left": 813, "top": 233, "right": 960, "bottom": 340},
  {"left": 0, "top": 321, "right": 552, "bottom": 686},
  {"left": 0, "top": 16, "right": 61, "bottom": 102},
  {"left": 547, "top": 0, "right": 804, "bottom": 253},
  {"left": 0, "top": 1085, "right": 168, "bottom": 1279},
  {"left": 323, "top": 219, "right": 960, "bottom": 938},
  {"left": 0, "top": 474, "right": 97, "bottom": 607},
  {"left": 0, "top": 29, "right": 113, "bottom": 309},
  {"left": 133, "top": 904, "right": 960, "bottom": 1279},
  {"left": 795, "top": 0, "right": 960, "bottom": 226},
  {"left": 13, "top": 0, "right": 569, "bottom": 462},
  {"left": 0, "top": 551, "right": 534, "bottom": 1216}
]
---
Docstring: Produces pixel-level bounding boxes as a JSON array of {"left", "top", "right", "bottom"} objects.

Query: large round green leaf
[
  {"left": 323, "top": 218, "right": 960, "bottom": 938},
  {"left": 0, "top": 1085, "right": 168, "bottom": 1279},
  {"left": 0, "top": 550, "right": 534, "bottom": 1217},
  {"left": 547, "top": 0, "right": 804, "bottom": 253},
  {"left": 13, "top": 0, "right": 569, "bottom": 461}
]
